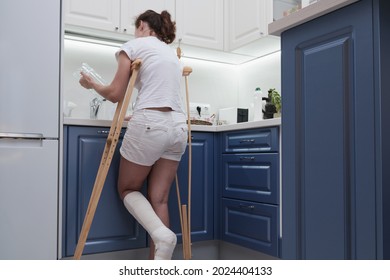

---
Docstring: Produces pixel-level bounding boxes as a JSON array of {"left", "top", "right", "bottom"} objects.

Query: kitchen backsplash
[
  {"left": 63, "top": 38, "right": 281, "bottom": 121},
  {"left": 239, "top": 51, "right": 281, "bottom": 121}
]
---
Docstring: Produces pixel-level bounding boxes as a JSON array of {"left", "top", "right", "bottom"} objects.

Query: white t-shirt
[{"left": 116, "top": 36, "right": 185, "bottom": 113}]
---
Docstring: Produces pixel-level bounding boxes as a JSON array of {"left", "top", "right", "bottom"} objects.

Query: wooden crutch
[
  {"left": 175, "top": 65, "right": 193, "bottom": 260},
  {"left": 73, "top": 59, "right": 142, "bottom": 260}
]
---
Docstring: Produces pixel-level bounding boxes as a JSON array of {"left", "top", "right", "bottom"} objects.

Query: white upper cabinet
[
  {"left": 176, "top": 0, "right": 224, "bottom": 50},
  {"left": 64, "top": 0, "right": 121, "bottom": 33},
  {"left": 64, "top": 0, "right": 175, "bottom": 36},
  {"left": 225, "top": 0, "right": 273, "bottom": 50},
  {"left": 176, "top": 0, "right": 273, "bottom": 51},
  {"left": 63, "top": 0, "right": 273, "bottom": 52}
]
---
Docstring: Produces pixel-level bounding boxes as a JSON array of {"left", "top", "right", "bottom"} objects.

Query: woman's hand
[{"left": 79, "top": 72, "right": 95, "bottom": 90}]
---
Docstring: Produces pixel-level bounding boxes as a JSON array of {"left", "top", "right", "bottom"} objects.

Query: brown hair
[{"left": 135, "top": 10, "right": 176, "bottom": 44}]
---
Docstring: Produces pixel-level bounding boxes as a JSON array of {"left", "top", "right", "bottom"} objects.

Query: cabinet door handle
[
  {"left": 239, "top": 204, "right": 255, "bottom": 210},
  {"left": 97, "top": 130, "right": 123, "bottom": 136},
  {"left": 239, "top": 139, "right": 255, "bottom": 144},
  {"left": 239, "top": 156, "right": 255, "bottom": 161},
  {"left": 0, "top": 132, "right": 43, "bottom": 139}
]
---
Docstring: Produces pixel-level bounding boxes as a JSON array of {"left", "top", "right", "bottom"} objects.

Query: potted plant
[{"left": 264, "top": 88, "right": 282, "bottom": 118}]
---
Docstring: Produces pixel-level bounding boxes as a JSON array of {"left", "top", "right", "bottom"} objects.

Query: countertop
[
  {"left": 63, "top": 117, "right": 281, "bottom": 132},
  {"left": 269, "top": 0, "right": 359, "bottom": 36}
]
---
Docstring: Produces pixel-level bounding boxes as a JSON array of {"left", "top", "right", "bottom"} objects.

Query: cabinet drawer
[
  {"left": 222, "top": 198, "right": 279, "bottom": 257},
  {"left": 223, "top": 127, "right": 278, "bottom": 153},
  {"left": 222, "top": 153, "right": 279, "bottom": 204}
]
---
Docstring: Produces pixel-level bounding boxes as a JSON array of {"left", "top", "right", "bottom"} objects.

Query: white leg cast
[{"left": 123, "top": 191, "right": 177, "bottom": 260}]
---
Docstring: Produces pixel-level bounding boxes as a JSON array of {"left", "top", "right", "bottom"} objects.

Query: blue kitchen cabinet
[
  {"left": 63, "top": 126, "right": 215, "bottom": 257},
  {"left": 220, "top": 127, "right": 280, "bottom": 257},
  {"left": 281, "top": 0, "right": 390, "bottom": 259},
  {"left": 168, "top": 132, "right": 214, "bottom": 243},
  {"left": 62, "top": 125, "right": 147, "bottom": 257}
]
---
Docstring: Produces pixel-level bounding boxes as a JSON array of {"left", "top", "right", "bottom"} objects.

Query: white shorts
[{"left": 120, "top": 109, "right": 188, "bottom": 166}]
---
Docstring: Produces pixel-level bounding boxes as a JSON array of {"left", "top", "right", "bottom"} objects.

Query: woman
[{"left": 79, "top": 10, "right": 187, "bottom": 260}]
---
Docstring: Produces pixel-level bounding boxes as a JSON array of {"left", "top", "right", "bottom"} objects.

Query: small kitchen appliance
[{"left": 218, "top": 107, "right": 248, "bottom": 124}]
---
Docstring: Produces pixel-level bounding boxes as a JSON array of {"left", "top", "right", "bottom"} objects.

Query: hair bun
[
  {"left": 135, "top": 10, "right": 176, "bottom": 44},
  {"left": 159, "top": 10, "right": 176, "bottom": 44}
]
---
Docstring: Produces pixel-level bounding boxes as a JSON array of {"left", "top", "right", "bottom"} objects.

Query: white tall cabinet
[{"left": 0, "top": 0, "right": 60, "bottom": 260}]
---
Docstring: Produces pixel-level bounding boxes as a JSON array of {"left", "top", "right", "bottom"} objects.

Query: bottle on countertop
[
  {"left": 261, "top": 90, "right": 267, "bottom": 118},
  {"left": 253, "top": 87, "right": 263, "bottom": 121}
]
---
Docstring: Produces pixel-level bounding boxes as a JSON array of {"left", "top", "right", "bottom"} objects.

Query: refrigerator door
[
  {"left": 0, "top": 138, "right": 58, "bottom": 259},
  {"left": 0, "top": 0, "right": 60, "bottom": 138}
]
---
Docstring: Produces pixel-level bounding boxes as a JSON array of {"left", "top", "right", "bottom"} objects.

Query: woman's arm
[{"left": 79, "top": 51, "right": 132, "bottom": 103}]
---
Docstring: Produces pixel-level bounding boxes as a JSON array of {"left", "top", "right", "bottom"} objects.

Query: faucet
[{"left": 90, "top": 97, "right": 105, "bottom": 119}]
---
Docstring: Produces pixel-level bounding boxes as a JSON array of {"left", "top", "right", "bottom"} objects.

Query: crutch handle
[
  {"left": 132, "top": 59, "right": 142, "bottom": 70},
  {"left": 183, "top": 66, "right": 192, "bottom": 77}
]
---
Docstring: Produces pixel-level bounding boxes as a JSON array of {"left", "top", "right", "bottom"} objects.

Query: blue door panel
[
  {"left": 168, "top": 132, "right": 214, "bottom": 242},
  {"left": 63, "top": 126, "right": 146, "bottom": 257},
  {"left": 282, "top": 0, "right": 376, "bottom": 259}
]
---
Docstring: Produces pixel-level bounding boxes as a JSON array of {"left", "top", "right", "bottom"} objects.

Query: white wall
[
  {"left": 64, "top": 39, "right": 119, "bottom": 119},
  {"left": 238, "top": 51, "right": 281, "bottom": 121},
  {"left": 63, "top": 39, "right": 280, "bottom": 120}
]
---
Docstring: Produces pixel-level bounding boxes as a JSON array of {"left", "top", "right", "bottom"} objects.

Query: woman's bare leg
[
  {"left": 117, "top": 157, "right": 152, "bottom": 199},
  {"left": 118, "top": 156, "right": 179, "bottom": 259},
  {"left": 146, "top": 158, "right": 180, "bottom": 259}
]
